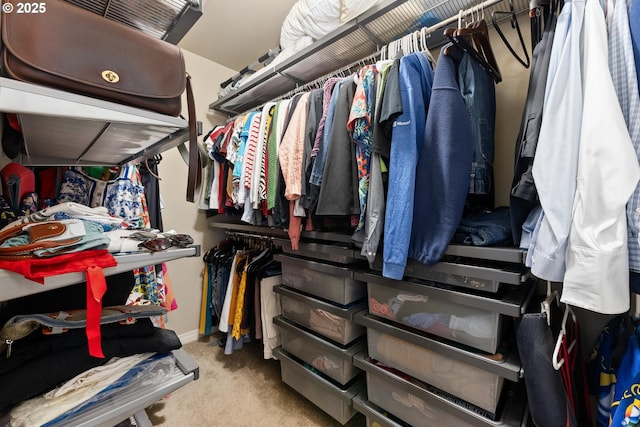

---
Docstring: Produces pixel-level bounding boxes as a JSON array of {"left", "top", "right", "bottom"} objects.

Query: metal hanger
[{"left": 492, "top": 0, "right": 531, "bottom": 68}]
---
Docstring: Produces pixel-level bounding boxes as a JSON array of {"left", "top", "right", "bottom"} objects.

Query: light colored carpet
[{"left": 145, "top": 336, "right": 366, "bottom": 427}]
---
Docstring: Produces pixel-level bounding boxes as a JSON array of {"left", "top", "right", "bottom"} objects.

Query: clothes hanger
[
  {"left": 406, "top": 34, "right": 413, "bottom": 54},
  {"left": 492, "top": 0, "right": 531, "bottom": 68},
  {"left": 445, "top": 15, "right": 503, "bottom": 83},
  {"left": 408, "top": 32, "right": 416, "bottom": 54},
  {"left": 390, "top": 39, "right": 398, "bottom": 58},
  {"left": 541, "top": 281, "right": 560, "bottom": 326},
  {"left": 552, "top": 303, "right": 578, "bottom": 370},
  {"left": 443, "top": 10, "right": 465, "bottom": 56},
  {"left": 416, "top": 28, "right": 436, "bottom": 66},
  {"left": 529, "top": 0, "right": 544, "bottom": 49}
]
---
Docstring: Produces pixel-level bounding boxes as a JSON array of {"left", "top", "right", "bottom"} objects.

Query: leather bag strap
[{"left": 185, "top": 74, "right": 201, "bottom": 202}]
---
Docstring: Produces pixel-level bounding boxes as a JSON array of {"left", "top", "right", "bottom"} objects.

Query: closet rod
[
  {"left": 422, "top": 0, "right": 505, "bottom": 35},
  {"left": 282, "top": 50, "right": 380, "bottom": 98},
  {"left": 227, "top": 50, "right": 381, "bottom": 119},
  {"left": 224, "top": 230, "right": 275, "bottom": 241}
]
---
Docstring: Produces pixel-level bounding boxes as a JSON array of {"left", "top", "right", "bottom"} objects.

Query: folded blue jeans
[{"left": 454, "top": 206, "right": 512, "bottom": 246}]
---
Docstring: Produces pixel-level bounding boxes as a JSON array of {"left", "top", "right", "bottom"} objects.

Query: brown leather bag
[
  {"left": 1, "top": 0, "right": 185, "bottom": 116},
  {"left": 1, "top": 0, "right": 201, "bottom": 201}
]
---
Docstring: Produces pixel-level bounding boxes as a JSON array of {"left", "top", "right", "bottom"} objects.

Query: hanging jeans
[{"left": 458, "top": 52, "right": 496, "bottom": 210}]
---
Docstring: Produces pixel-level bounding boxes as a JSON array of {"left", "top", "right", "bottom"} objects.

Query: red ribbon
[{"left": 85, "top": 265, "right": 108, "bottom": 358}]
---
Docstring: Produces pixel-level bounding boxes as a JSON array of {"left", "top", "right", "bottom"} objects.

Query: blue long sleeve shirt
[
  {"left": 530, "top": 0, "right": 584, "bottom": 282},
  {"left": 382, "top": 52, "right": 434, "bottom": 280}
]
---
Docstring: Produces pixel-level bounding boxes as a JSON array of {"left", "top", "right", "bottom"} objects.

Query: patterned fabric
[
  {"left": 104, "top": 165, "right": 148, "bottom": 229},
  {"left": 609, "top": 332, "right": 640, "bottom": 426},
  {"left": 348, "top": 65, "right": 378, "bottom": 231},
  {"left": 608, "top": 0, "right": 640, "bottom": 272},
  {"left": 59, "top": 166, "right": 147, "bottom": 229},
  {"left": 157, "top": 263, "right": 176, "bottom": 311},
  {"left": 132, "top": 265, "right": 160, "bottom": 305},
  {"left": 312, "top": 77, "right": 341, "bottom": 158},
  {"left": 231, "top": 262, "right": 250, "bottom": 340},
  {"left": 238, "top": 113, "right": 261, "bottom": 205},
  {"left": 587, "top": 317, "right": 619, "bottom": 426},
  {"left": 249, "top": 104, "right": 273, "bottom": 209},
  {"left": 227, "top": 116, "right": 245, "bottom": 205},
  {"left": 242, "top": 113, "right": 262, "bottom": 191},
  {"left": 258, "top": 105, "right": 275, "bottom": 207},
  {"left": 58, "top": 168, "right": 108, "bottom": 208}
]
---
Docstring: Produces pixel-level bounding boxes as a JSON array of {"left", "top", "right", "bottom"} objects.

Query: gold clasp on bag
[{"left": 101, "top": 70, "right": 120, "bottom": 83}]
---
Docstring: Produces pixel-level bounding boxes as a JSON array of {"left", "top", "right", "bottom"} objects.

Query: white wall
[
  {"left": 486, "top": 13, "right": 532, "bottom": 207},
  {"left": 158, "top": 49, "right": 234, "bottom": 338}
]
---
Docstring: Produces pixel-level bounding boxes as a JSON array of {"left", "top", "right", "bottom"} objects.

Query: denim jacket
[{"left": 458, "top": 51, "right": 496, "bottom": 207}]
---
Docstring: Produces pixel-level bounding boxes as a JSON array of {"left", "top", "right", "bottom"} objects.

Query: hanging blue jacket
[
  {"left": 408, "top": 47, "right": 474, "bottom": 266},
  {"left": 382, "top": 52, "right": 434, "bottom": 280}
]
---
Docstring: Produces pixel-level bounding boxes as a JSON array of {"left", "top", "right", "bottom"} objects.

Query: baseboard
[{"left": 178, "top": 329, "right": 199, "bottom": 344}]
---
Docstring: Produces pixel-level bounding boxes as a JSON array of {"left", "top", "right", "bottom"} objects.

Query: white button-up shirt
[{"left": 561, "top": 0, "right": 640, "bottom": 314}]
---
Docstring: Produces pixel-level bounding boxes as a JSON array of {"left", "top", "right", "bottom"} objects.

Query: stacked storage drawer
[
  {"left": 273, "top": 249, "right": 367, "bottom": 425},
  {"left": 355, "top": 245, "right": 532, "bottom": 426},
  {"left": 353, "top": 352, "right": 528, "bottom": 427},
  {"left": 274, "top": 315, "right": 365, "bottom": 384}
]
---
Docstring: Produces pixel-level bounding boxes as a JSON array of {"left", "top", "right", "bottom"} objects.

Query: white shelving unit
[
  {"left": 0, "top": 72, "right": 201, "bottom": 427},
  {"left": 0, "top": 246, "right": 201, "bottom": 425},
  {"left": 0, "top": 246, "right": 200, "bottom": 302},
  {"left": 0, "top": 77, "right": 190, "bottom": 166},
  {"left": 0, "top": 2, "right": 203, "bottom": 424}
]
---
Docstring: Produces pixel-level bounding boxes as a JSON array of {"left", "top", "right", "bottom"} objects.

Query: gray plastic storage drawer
[
  {"left": 358, "top": 272, "right": 533, "bottom": 354},
  {"left": 366, "top": 368, "right": 477, "bottom": 427},
  {"left": 274, "top": 237, "right": 360, "bottom": 264},
  {"left": 354, "top": 353, "right": 528, "bottom": 427},
  {"left": 274, "top": 285, "right": 366, "bottom": 345},
  {"left": 275, "top": 254, "right": 366, "bottom": 305},
  {"left": 275, "top": 315, "right": 364, "bottom": 385},
  {"left": 366, "top": 280, "right": 502, "bottom": 353},
  {"left": 274, "top": 347, "right": 364, "bottom": 425},
  {"left": 367, "top": 327, "right": 504, "bottom": 413},
  {"left": 371, "top": 245, "right": 527, "bottom": 293},
  {"left": 353, "top": 394, "right": 407, "bottom": 427},
  {"left": 354, "top": 311, "right": 523, "bottom": 383}
]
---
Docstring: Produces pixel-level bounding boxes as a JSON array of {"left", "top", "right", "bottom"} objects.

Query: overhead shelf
[
  {"left": 0, "top": 245, "right": 200, "bottom": 302},
  {"left": 0, "top": 77, "right": 191, "bottom": 166},
  {"left": 66, "top": 0, "right": 203, "bottom": 44},
  {"left": 209, "top": 0, "right": 530, "bottom": 116}
]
